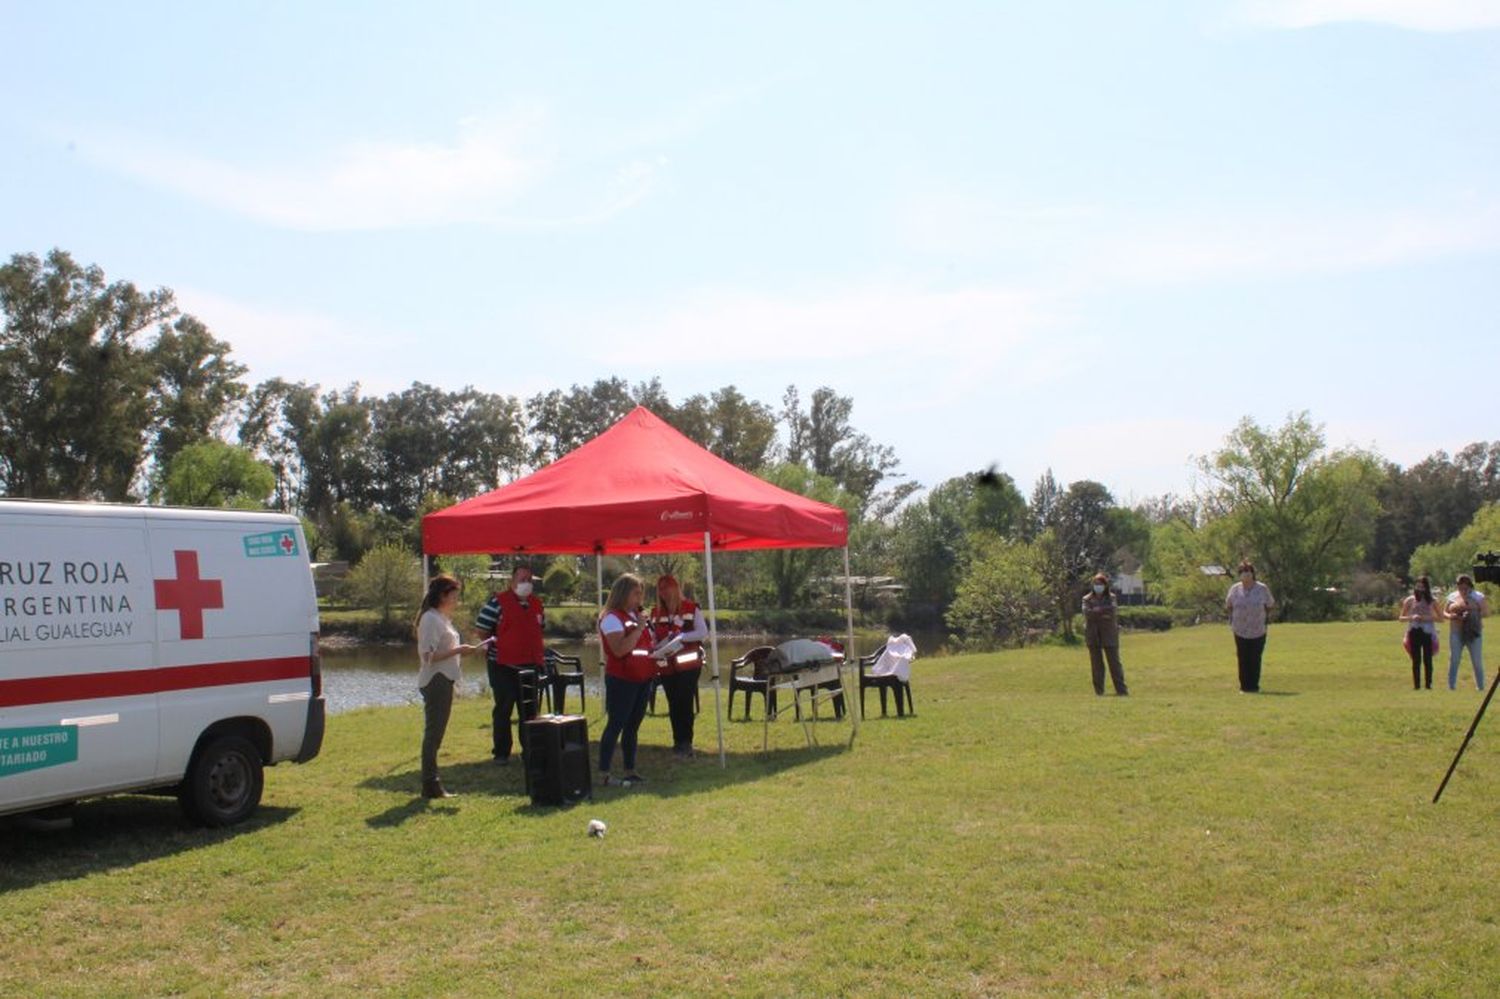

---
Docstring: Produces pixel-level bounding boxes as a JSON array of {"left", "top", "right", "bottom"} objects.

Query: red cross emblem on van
[{"left": 154, "top": 550, "right": 225, "bottom": 640}]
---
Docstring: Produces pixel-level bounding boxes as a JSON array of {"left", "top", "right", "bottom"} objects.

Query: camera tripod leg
[{"left": 1433, "top": 676, "right": 1500, "bottom": 803}]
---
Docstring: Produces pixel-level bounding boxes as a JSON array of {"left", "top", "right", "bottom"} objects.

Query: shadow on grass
[
  {"left": 358, "top": 741, "right": 847, "bottom": 825},
  {"left": 0, "top": 796, "right": 299, "bottom": 893}
]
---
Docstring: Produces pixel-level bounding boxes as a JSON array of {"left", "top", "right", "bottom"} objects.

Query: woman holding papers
[
  {"left": 649, "top": 574, "right": 710, "bottom": 757},
  {"left": 597, "top": 573, "right": 656, "bottom": 787},
  {"left": 414, "top": 574, "right": 479, "bottom": 799}
]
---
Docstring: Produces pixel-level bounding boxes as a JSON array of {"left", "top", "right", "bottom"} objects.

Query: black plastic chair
[
  {"left": 543, "top": 648, "right": 586, "bottom": 715},
  {"left": 859, "top": 645, "right": 914, "bottom": 718},
  {"left": 728, "top": 646, "right": 777, "bottom": 720}
]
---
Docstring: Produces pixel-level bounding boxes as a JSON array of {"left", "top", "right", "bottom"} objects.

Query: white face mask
[
  {"left": 514, "top": 580, "right": 533, "bottom": 598},
  {"left": 1092, "top": 583, "right": 1105, "bottom": 594}
]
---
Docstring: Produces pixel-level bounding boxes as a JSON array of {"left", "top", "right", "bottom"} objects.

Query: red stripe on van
[{"left": 0, "top": 656, "right": 312, "bottom": 708}]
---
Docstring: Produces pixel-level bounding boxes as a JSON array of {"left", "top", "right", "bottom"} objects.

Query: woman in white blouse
[{"left": 415, "top": 574, "right": 479, "bottom": 799}]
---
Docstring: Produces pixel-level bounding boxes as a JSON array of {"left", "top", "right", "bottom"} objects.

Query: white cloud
[
  {"left": 1236, "top": 0, "right": 1500, "bottom": 32},
  {"left": 174, "top": 287, "right": 410, "bottom": 394},
  {"left": 76, "top": 111, "right": 663, "bottom": 232},
  {"left": 1039, "top": 417, "right": 1226, "bottom": 500},
  {"left": 898, "top": 190, "right": 1500, "bottom": 291},
  {"left": 1074, "top": 201, "right": 1500, "bottom": 289},
  {"left": 571, "top": 282, "right": 1055, "bottom": 371}
]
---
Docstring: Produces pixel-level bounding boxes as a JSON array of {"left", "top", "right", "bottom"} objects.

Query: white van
[{"left": 0, "top": 500, "right": 325, "bottom": 826}]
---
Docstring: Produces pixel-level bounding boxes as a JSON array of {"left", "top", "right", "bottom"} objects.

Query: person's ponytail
[{"left": 414, "top": 574, "right": 461, "bottom": 638}]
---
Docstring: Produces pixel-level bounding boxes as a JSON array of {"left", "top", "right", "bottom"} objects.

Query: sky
[{"left": 2, "top": 1, "right": 1498, "bottom": 505}]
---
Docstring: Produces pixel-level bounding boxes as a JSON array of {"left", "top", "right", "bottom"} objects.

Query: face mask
[
  {"left": 514, "top": 581, "right": 533, "bottom": 598},
  {"left": 1092, "top": 584, "right": 1105, "bottom": 594}
]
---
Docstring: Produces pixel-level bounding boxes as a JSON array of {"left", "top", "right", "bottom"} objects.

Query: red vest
[
  {"left": 494, "top": 590, "right": 545, "bottom": 666},
  {"left": 601, "top": 609, "right": 657, "bottom": 682},
  {"left": 649, "top": 600, "right": 705, "bottom": 672}
]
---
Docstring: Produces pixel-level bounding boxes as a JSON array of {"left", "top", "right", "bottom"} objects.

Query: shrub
[
  {"left": 1117, "top": 606, "right": 1174, "bottom": 631},
  {"left": 346, "top": 544, "right": 421, "bottom": 625}
]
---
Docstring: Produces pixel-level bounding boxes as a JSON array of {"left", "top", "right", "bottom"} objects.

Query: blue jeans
[
  {"left": 1449, "top": 633, "right": 1485, "bottom": 691},
  {"left": 598, "top": 674, "right": 651, "bottom": 773}
]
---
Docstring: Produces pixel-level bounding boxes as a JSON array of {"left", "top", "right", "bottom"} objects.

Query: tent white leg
[
  {"left": 422, "top": 554, "right": 431, "bottom": 589},
  {"left": 704, "top": 531, "right": 726, "bottom": 768},
  {"left": 844, "top": 545, "right": 860, "bottom": 741},
  {"left": 595, "top": 551, "right": 605, "bottom": 725}
]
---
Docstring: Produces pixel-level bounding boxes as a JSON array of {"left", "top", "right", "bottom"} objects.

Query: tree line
[
  {"left": 5, "top": 248, "right": 1497, "bottom": 642},
  {"left": 0, "top": 249, "right": 908, "bottom": 572}
]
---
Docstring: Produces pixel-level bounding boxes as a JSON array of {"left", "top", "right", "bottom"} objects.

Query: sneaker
[
  {"left": 599, "top": 773, "right": 622, "bottom": 788},
  {"left": 422, "top": 781, "right": 457, "bottom": 799},
  {"left": 493, "top": 756, "right": 511, "bottom": 767},
  {"left": 623, "top": 772, "right": 646, "bottom": 785}
]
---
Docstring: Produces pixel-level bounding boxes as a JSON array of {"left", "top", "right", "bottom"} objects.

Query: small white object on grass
[{"left": 588, "top": 819, "right": 607, "bottom": 838}]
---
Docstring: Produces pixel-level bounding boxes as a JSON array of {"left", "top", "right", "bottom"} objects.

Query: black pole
[{"left": 1433, "top": 675, "right": 1500, "bottom": 803}]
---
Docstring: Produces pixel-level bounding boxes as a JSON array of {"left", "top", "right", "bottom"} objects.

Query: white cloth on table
[{"left": 870, "top": 633, "right": 916, "bottom": 681}]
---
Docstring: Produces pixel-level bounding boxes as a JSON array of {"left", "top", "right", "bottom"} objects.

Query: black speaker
[{"left": 522, "top": 715, "right": 591, "bottom": 806}]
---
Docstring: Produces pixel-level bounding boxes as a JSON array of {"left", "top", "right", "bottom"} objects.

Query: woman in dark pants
[
  {"left": 1225, "top": 561, "right": 1276, "bottom": 693},
  {"left": 649, "top": 574, "right": 710, "bottom": 757},
  {"left": 597, "top": 573, "right": 656, "bottom": 787},
  {"left": 1399, "top": 575, "right": 1442, "bottom": 690},
  {"left": 415, "top": 574, "right": 478, "bottom": 798}
]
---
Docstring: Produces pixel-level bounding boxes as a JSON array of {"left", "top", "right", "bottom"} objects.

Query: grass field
[{"left": 3, "top": 621, "right": 1499, "bottom": 997}]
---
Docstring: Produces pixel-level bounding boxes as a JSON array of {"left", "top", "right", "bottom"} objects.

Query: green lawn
[{"left": 4, "top": 622, "right": 1499, "bottom": 997}]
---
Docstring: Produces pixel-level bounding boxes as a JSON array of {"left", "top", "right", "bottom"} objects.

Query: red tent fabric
[{"left": 422, "top": 406, "right": 849, "bottom": 555}]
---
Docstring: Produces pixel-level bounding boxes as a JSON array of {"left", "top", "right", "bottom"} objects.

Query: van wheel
[{"left": 179, "top": 735, "right": 263, "bottom": 827}]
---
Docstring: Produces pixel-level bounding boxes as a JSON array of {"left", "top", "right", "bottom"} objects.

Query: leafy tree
[
  {"left": 1034, "top": 480, "right": 1118, "bottom": 637},
  {"left": 148, "top": 314, "right": 247, "bottom": 493},
  {"left": 1196, "top": 413, "right": 1383, "bottom": 620},
  {"left": 526, "top": 377, "right": 637, "bottom": 465},
  {"left": 781, "top": 385, "right": 903, "bottom": 512},
  {"left": 1409, "top": 503, "right": 1500, "bottom": 592},
  {"left": 669, "top": 386, "right": 779, "bottom": 470},
  {"left": 946, "top": 536, "right": 1051, "bottom": 647},
  {"left": 751, "top": 463, "right": 857, "bottom": 608},
  {"left": 239, "top": 377, "right": 320, "bottom": 511},
  {"left": 163, "top": 440, "right": 275, "bottom": 508},
  {"left": 1026, "top": 468, "right": 1062, "bottom": 539},
  {"left": 0, "top": 249, "right": 172, "bottom": 499},
  {"left": 1368, "top": 442, "right": 1500, "bottom": 575},
  {"left": 345, "top": 543, "right": 421, "bottom": 625},
  {"left": 1143, "top": 517, "right": 1236, "bottom": 620},
  {"left": 300, "top": 386, "right": 377, "bottom": 519},
  {"left": 893, "top": 471, "right": 1027, "bottom": 622}
]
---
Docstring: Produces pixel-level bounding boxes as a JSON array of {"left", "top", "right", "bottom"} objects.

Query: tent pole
[
  {"left": 704, "top": 531, "right": 727, "bottom": 768},
  {"left": 422, "top": 554, "right": 431, "bottom": 588},
  {"left": 844, "top": 544, "right": 860, "bottom": 739},
  {"left": 595, "top": 550, "right": 605, "bottom": 725}
]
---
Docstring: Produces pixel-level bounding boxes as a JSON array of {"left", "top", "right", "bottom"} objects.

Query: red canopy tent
[{"left": 422, "top": 406, "right": 857, "bottom": 763}]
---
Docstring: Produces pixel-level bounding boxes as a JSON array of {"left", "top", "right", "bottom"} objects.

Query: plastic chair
[
  {"left": 542, "top": 648, "right": 586, "bottom": 715},
  {"left": 859, "top": 645, "right": 914, "bottom": 718},
  {"left": 728, "top": 646, "right": 777, "bottom": 720}
]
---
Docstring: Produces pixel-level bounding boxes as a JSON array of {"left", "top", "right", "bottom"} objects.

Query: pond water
[{"left": 319, "top": 631, "right": 948, "bottom": 714}]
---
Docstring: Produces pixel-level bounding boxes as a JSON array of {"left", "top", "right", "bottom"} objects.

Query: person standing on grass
[
  {"left": 649, "top": 574, "right": 711, "bottom": 757},
  {"left": 1445, "top": 573, "right": 1487, "bottom": 691},
  {"left": 1226, "top": 561, "right": 1275, "bottom": 693},
  {"left": 474, "top": 565, "right": 546, "bottom": 765},
  {"left": 597, "top": 573, "right": 657, "bottom": 787},
  {"left": 416, "top": 574, "right": 479, "bottom": 799},
  {"left": 1082, "top": 571, "right": 1128, "bottom": 696},
  {"left": 1399, "top": 575, "right": 1443, "bottom": 690}
]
